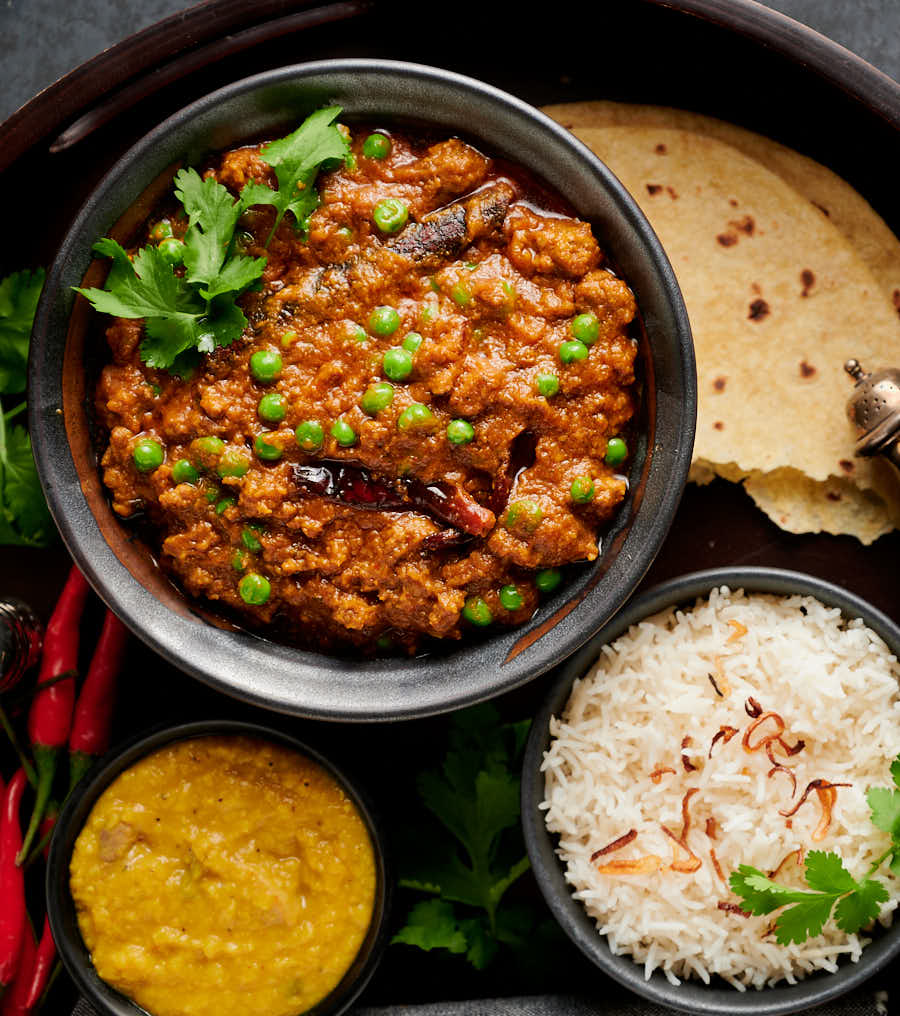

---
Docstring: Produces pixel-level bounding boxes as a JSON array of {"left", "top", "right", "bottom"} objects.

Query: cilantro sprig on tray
[
  {"left": 0, "top": 267, "right": 54, "bottom": 547},
  {"left": 392, "top": 705, "right": 553, "bottom": 970},
  {"left": 77, "top": 106, "right": 349, "bottom": 374},
  {"left": 730, "top": 755, "right": 900, "bottom": 944}
]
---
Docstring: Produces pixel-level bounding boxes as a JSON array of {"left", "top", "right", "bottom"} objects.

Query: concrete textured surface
[{"left": 1, "top": 0, "right": 899, "bottom": 123}]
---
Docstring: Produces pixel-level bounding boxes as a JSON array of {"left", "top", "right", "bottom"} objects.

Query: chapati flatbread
[{"left": 545, "top": 117, "right": 900, "bottom": 542}]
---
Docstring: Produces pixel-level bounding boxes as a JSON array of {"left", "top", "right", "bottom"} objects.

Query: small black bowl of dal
[{"left": 522, "top": 566, "right": 900, "bottom": 1015}]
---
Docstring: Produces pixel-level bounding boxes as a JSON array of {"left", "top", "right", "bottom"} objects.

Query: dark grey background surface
[{"left": 1, "top": 0, "right": 899, "bottom": 121}]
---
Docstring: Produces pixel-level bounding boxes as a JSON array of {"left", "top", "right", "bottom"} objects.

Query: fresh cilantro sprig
[
  {"left": 76, "top": 105, "right": 347, "bottom": 372},
  {"left": 729, "top": 755, "right": 900, "bottom": 944},
  {"left": 240, "top": 105, "right": 349, "bottom": 244},
  {"left": 0, "top": 269, "right": 45, "bottom": 395},
  {"left": 76, "top": 170, "right": 265, "bottom": 375},
  {"left": 0, "top": 268, "right": 54, "bottom": 547},
  {"left": 392, "top": 704, "right": 538, "bottom": 969}
]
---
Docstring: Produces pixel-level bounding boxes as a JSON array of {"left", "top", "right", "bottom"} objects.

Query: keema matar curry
[{"left": 79, "top": 108, "right": 638, "bottom": 652}]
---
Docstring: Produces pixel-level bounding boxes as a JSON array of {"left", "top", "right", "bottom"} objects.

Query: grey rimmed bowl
[
  {"left": 29, "top": 58, "right": 695, "bottom": 722},
  {"left": 46, "top": 720, "right": 392, "bottom": 1016},
  {"left": 522, "top": 566, "right": 900, "bottom": 1015}
]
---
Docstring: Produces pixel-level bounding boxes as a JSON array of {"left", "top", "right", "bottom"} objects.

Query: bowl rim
[
  {"left": 29, "top": 57, "right": 695, "bottom": 722},
  {"left": 521, "top": 565, "right": 900, "bottom": 1015},
  {"left": 46, "top": 719, "right": 393, "bottom": 1016}
]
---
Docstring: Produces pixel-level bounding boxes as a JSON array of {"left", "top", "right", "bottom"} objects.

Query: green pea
[
  {"left": 257, "top": 393, "right": 286, "bottom": 423},
  {"left": 239, "top": 572, "right": 271, "bottom": 605},
  {"left": 362, "top": 133, "right": 391, "bottom": 158},
  {"left": 204, "top": 485, "right": 220, "bottom": 504},
  {"left": 559, "top": 339, "right": 589, "bottom": 364},
  {"left": 191, "top": 435, "right": 225, "bottom": 469},
  {"left": 570, "top": 476, "right": 596, "bottom": 503},
  {"left": 402, "top": 331, "right": 423, "bottom": 353},
  {"left": 215, "top": 497, "right": 235, "bottom": 515},
  {"left": 571, "top": 312, "right": 600, "bottom": 345},
  {"left": 428, "top": 277, "right": 441, "bottom": 294},
  {"left": 462, "top": 595, "right": 493, "bottom": 627},
  {"left": 171, "top": 459, "right": 199, "bottom": 485},
  {"left": 373, "top": 198, "right": 409, "bottom": 234},
  {"left": 419, "top": 302, "right": 438, "bottom": 324},
  {"left": 337, "top": 226, "right": 354, "bottom": 241},
  {"left": 535, "top": 568, "right": 562, "bottom": 593},
  {"left": 150, "top": 383, "right": 161, "bottom": 397},
  {"left": 397, "top": 403, "right": 435, "bottom": 432},
  {"left": 376, "top": 634, "right": 394, "bottom": 651},
  {"left": 231, "top": 550, "right": 247, "bottom": 573},
  {"left": 150, "top": 219, "right": 173, "bottom": 241},
  {"left": 295, "top": 420, "right": 324, "bottom": 452},
  {"left": 132, "top": 437, "right": 164, "bottom": 472},
  {"left": 216, "top": 448, "right": 251, "bottom": 478},
  {"left": 446, "top": 419, "right": 475, "bottom": 445},
  {"left": 241, "top": 527, "right": 262, "bottom": 552},
  {"left": 605, "top": 436, "right": 628, "bottom": 466},
  {"left": 383, "top": 347, "right": 413, "bottom": 381},
  {"left": 368, "top": 306, "right": 401, "bottom": 336},
  {"left": 280, "top": 330, "right": 298, "bottom": 348},
  {"left": 503, "top": 499, "right": 543, "bottom": 533},
  {"left": 361, "top": 382, "right": 395, "bottom": 415},
  {"left": 535, "top": 372, "right": 560, "bottom": 397},
  {"left": 499, "top": 584, "right": 524, "bottom": 611},
  {"left": 158, "top": 237, "right": 185, "bottom": 264},
  {"left": 344, "top": 322, "right": 368, "bottom": 345},
  {"left": 344, "top": 152, "right": 358, "bottom": 172},
  {"left": 254, "top": 433, "right": 282, "bottom": 461},
  {"left": 249, "top": 349, "right": 282, "bottom": 383},
  {"left": 331, "top": 419, "right": 357, "bottom": 447},
  {"left": 450, "top": 284, "right": 471, "bottom": 307}
]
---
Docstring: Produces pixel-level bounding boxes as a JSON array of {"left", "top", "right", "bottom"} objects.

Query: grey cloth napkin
[{"left": 72, "top": 989, "right": 891, "bottom": 1016}]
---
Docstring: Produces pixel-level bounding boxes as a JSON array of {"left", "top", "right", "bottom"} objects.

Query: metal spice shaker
[
  {"left": 844, "top": 360, "right": 900, "bottom": 472},
  {"left": 0, "top": 598, "right": 43, "bottom": 694}
]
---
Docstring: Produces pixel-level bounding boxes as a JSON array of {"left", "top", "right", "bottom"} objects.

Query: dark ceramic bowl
[
  {"left": 30, "top": 59, "right": 695, "bottom": 721},
  {"left": 522, "top": 567, "right": 900, "bottom": 1015},
  {"left": 46, "top": 720, "right": 392, "bottom": 1016}
]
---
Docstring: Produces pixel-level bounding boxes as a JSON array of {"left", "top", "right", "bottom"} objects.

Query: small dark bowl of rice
[{"left": 522, "top": 566, "right": 900, "bottom": 1015}]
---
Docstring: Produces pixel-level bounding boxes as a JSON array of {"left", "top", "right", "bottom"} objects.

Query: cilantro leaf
[
  {"left": 0, "top": 268, "right": 45, "bottom": 394},
  {"left": 867, "top": 785, "right": 900, "bottom": 839},
  {"left": 0, "top": 418, "right": 54, "bottom": 547},
  {"left": 393, "top": 705, "right": 537, "bottom": 970},
  {"left": 833, "top": 878, "right": 889, "bottom": 934},
  {"left": 774, "top": 894, "right": 839, "bottom": 945},
  {"left": 728, "top": 865, "right": 816, "bottom": 915},
  {"left": 173, "top": 169, "right": 265, "bottom": 300},
  {"left": 391, "top": 900, "right": 467, "bottom": 955},
  {"left": 241, "top": 106, "right": 349, "bottom": 242},
  {"left": 804, "top": 850, "right": 859, "bottom": 895},
  {"left": 77, "top": 240, "right": 204, "bottom": 322},
  {"left": 891, "top": 758, "right": 900, "bottom": 790}
]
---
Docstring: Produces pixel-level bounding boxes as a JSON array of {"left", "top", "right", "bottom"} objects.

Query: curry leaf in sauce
[{"left": 239, "top": 105, "right": 350, "bottom": 243}]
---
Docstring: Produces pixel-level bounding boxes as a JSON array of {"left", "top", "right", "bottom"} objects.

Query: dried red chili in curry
[{"left": 94, "top": 123, "right": 639, "bottom": 651}]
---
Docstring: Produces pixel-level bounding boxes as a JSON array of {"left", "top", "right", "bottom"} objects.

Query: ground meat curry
[{"left": 94, "top": 122, "right": 638, "bottom": 651}]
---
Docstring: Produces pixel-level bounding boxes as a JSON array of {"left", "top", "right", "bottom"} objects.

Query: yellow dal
[{"left": 69, "top": 736, "right": 376, "bottom": 1016}]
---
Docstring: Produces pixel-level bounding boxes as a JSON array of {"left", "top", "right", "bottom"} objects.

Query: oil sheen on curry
[
  {"left": 94, "top": 120, "right": 638, "bottom": 651},
  {"left": 69, "top": 736, "right": 376, "bottom": 1016}
]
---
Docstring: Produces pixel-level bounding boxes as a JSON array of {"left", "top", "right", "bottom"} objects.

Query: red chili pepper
[
  {"left": 34, "top": 802, "right": 58, "bottom": 863},
  {"left": 18, "top": 565, "right": 91, "bottom": 863},
  {"left": 22, "top": 918, "right": 54, "bottom": 1012},
  {"left": 0, "top": 923, "right": 36, "bottom": 1016},
  {"left": 0, "top": 770, "right": 27, "bottom": 992},
  {"left": 68, "top": 609, "right": 128, "bottom": 792}
]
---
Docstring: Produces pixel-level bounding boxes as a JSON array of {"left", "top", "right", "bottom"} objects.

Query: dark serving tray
[{"left": 2, "top": 0, "right": 899, "bottom": 1010}]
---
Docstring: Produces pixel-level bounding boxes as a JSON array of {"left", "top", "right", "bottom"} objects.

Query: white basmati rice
[{"left": 541, "top": 586, "right": 900, "bottom": 989}]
